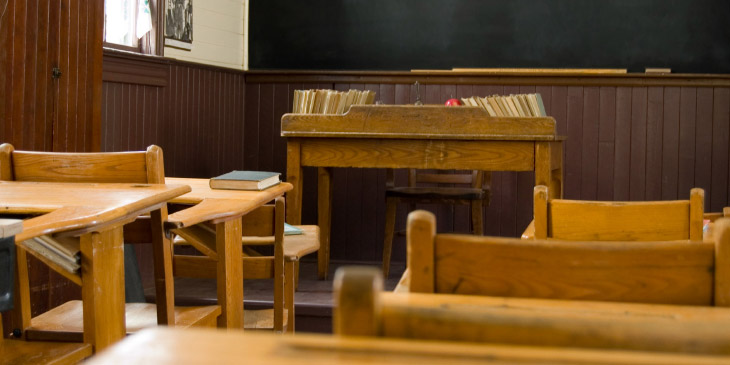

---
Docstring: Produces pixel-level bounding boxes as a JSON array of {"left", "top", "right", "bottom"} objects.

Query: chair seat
[
  {"left": 0, "top": 338, "right": 92, "bottom": 365},
  {"left": 385, "top": 186, "right": 485, "bottom": 201},
  {"left": 25, "top": 300, "right": 220, "bottom": 342},
  {"left": 244, "top": 308, "right": 289, "bottom": 331},
  {"left": 174, "top": 225, "right": 319, "bottom": 261},
  {"left": 283, "top": 225, "right": 320, "bottom": 262}
]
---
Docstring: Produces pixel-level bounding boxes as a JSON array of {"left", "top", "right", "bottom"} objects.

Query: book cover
[
  {"left": 210, "top": 170, "right": 281, "bottom": 190},
  {"left": 535, "top": 93, "right": 547, "bottom": 117},
  {"left": 21, "top": 238, "right": 80, "bottom": 274},
  {"left": 284, "top": 223, "right": 303, "bottom": 236}
]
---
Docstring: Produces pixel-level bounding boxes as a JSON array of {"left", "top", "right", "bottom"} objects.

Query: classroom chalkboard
[{"left": 249, "top": 0, "right": 730, "bottom": 73}]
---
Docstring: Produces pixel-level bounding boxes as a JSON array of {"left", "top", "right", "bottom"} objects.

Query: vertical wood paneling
[
  {"left": 596, "top": 87, "right": 616, "bottom": 201},
  {"left": 564, "top": 86, "right": 584, "bottom": 199},
  {"left": 694, "top": 88, "right": 714, "bottom": 200},
  {"left": 677, "top": 87, "right": 697, "bottom": 198},
  {"left": 581, "top": 87, "right": 599, "bottom": 200},
  {"left": 711, "top": 88, "right": 730, "bottom": 212},
  {"left": 629, "top": 87, "right": 647, "bottom": 200},
  {"left": 661, "top": 87, "right": 681, "bottom": 200},
  {"left": 645, "top": 87, "right": 664, "bottom": 200},
  {"left": 613, "top": 87, "right": 632, "bottom": 200}
]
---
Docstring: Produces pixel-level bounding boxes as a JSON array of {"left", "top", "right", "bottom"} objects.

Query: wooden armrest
[
  {"left": 166, "top": 198, "right": 251, "bottom": 230},
  {"left": 521, "top": 220, "right": 536, "bottom": 239}
]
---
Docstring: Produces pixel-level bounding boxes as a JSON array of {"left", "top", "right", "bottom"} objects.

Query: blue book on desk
[
  {"left": 284, "top": 223, "right": 303, "bottom": 236},
  {"left": 209, "top": 170, "right": 281, "bottom": 190}
]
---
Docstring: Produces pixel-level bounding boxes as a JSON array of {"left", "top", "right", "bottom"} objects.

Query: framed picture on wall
[{"left": 164, "top": 0, "right": 193, "bottom": 50}]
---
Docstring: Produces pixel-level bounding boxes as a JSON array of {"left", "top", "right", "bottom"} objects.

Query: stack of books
[
  {"left": 292, "top": 89, "right": 376, "bottom": 114},
  {"left": 21, "top": 235, "right": 80, "bottom": 274},
  {"left": 460, "top": 93, "right": 546, "bottom": 117}
]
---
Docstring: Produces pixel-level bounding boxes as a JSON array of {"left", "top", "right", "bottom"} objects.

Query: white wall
[{"left": 164, "top": 0, "right": 246, "bottom": 70}]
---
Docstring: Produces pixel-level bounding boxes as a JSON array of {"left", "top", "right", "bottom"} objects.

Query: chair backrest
[
  {"left": 532, "top": 185, "right": 704, "bottom": 241},
  {"left": 0, "top": 143, "right": 164, "bottom": 184},
  {"left": 333, "top": 265, "right": 730, "bottom": 356},
  {"left": 387, "top": 169, "right": 490, "bottom": 193},
  {"left": 406, "top": 210, "right": 730, "bottom": 307}
]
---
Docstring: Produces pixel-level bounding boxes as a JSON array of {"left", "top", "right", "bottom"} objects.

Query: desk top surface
[
  {"left": 87, "top": 327, "right": 728, "bottom": 365},
  {"left": 0, "top": 181, "right": 190, "bottom": 241},
  {"left": 166, "top": 177, "right": 292, "bottom": 227}
]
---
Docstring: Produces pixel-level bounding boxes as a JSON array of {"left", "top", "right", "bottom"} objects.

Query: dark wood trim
[
  {"left": 245, "top": 70, "right": 730, "bottom": 87},
  {"left": 91, "top": 0, "right": 104, "bottom": 152},
  {"left": 103, "top": 48, "right": 246, "bottom": 77},
  {"left": 103, "top": 48, "right": 169, "bottom": 87}
]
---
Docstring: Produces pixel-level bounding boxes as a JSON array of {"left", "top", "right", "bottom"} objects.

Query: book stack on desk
[
  {"left": 292, "top": 89, "right": 376, "bottom": 114},
  {"left": 461, "top": 93, "right": 546, "bottom": 117}
]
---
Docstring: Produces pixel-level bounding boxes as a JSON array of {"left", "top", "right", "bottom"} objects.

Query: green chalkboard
[{"left": 249, "top": 0, "right": 730, "bottom": 73}]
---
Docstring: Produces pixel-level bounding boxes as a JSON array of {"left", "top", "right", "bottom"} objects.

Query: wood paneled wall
[
  {"left": 1, "top": 0, "right": 103, "bottom": 326},
  {"left": 101, "top": 51, "right": 246, "bottom": 177},
  {"left": 0, "top": 0, "right": 103, "bottom": 152},
  {"left": 100, "top": 58, "right": 730, "bottom": 264}
]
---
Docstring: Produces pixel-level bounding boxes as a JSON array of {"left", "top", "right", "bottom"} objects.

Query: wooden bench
[
  {"left": 334, "top": 266, "right": 730, "bottom": 355},
  {"left": 398, "top": 210, "right": 729, "bottom": 306}
]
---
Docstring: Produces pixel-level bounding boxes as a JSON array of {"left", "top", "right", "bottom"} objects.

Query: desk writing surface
[
  {"left": 0, "top": 181, "right": 190, "bottom": 241},
  {"left": 165, "top": 177, "right": 292, "bottom": 228},
  {"left": 87, "top": 327, "right": 729, "bottom": 365}
]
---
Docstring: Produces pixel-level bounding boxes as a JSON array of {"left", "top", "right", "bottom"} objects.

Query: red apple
[{"left": 444, "top": 98, "right": 462, "bottom": 106}]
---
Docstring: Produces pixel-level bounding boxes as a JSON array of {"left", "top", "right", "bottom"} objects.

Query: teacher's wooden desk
[
  {"left": 87, "top": 327, "right": 729, "bottom": 365},
  {"left": 282, "top": 105, "right": 564, "bottom": 279},
  {"left": 0, "top": 181, "right": 190, "bottom": 351},
  {"left": 165, "top": 177, "right": 293, "bottom": 329}
]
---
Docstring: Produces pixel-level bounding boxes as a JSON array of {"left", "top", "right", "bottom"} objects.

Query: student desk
[
  {"left": 0, "top": 181, "right": 190, "bottom": 351},
  {"left": 282, "top": 105, "right": 564, "bottom": 279},
  {"left": 165, "top": 177, "right": 293, "bottom": 329},
  {"left": 87, "top": 327, "right": 729, "bottom": 365}
]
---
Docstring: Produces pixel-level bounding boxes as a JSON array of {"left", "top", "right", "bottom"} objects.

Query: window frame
[{"left": 103, "top": 0, "right": 164, "bottom": 56}]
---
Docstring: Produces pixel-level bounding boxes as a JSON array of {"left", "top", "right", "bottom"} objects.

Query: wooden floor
[{"left": 145, "top": 260, "right": 405, "bottom": 333}]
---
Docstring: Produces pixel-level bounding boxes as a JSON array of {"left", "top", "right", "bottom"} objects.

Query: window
[{"left": 104, "top": 0, "right": 162, "bottom": 55}]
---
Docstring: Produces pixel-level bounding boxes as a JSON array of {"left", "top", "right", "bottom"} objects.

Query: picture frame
[{"left": 164, "top": 0, "right": 193, "bottom": 50}]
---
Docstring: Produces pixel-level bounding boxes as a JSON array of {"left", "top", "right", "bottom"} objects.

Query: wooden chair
[
  {"left": 398, "top": 209, "right": 729, "bottom": 306},
  {"left": 172, "top": 196, "right": 312, "bottom": 332},
  {"left": 333, "top": 263, "right": 730, "bottom": 356},
  {"left": 0, "top": 219, "right": 93, "bottom": 363},
  {"left": 0, "top": 143, "right": 219, "bottom": 344},
  {"left": 382, "top": 169, "right": 491, "bottom": 277},
  {"left": 522, "top": 185, "right": 704, "bottom": 241}
]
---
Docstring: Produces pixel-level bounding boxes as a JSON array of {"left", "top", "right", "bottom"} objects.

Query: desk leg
[
  {"left": 286, "top": 141, "right": 303, "bottom": 225},
  {"left": 317, "top": 167, "right": 333, "bottom": 280},
  {"left": 216, "top": 218, "right": 243, "bottom": 329},
  {"left": 535, "top": 142, "right": 563, "bottom": 199},
  {"left": 80, "top": 226, "right": 125, "bottom": 352},
  {"left": 551, "top": 141, "right": 564, "bottom": 199}
]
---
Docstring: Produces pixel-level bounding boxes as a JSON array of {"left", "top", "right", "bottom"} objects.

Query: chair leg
[
  {"left": 382, "top": 197, "right": 397, "bottom": 278},
  {"left": 471, "top": 201, "right": 483, "bottom": 235},
  {"left": 294, "top": 261, "right": 300, "bottom": 290},
  {"left": 285, "top": 262, "right": 295, "bottom": 333}
]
